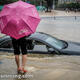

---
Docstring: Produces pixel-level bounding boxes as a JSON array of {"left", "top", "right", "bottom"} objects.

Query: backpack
[{"left": 27, "top": 40, "right": 34, "bottom": 50}]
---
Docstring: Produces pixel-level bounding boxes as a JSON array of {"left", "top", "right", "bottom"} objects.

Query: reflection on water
[{"left": 0, "top": 52, "right": 80, "bottom": 80}]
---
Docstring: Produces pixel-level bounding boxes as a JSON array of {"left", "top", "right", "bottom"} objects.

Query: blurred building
[
  {"left": 76, "top": 0, "right": 80, "bottom": 2},
  {"left": 58, "top": 0, "right": 79, "bottom": 4}
]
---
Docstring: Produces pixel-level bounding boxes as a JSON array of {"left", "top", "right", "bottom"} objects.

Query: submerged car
[{"left": 0, "top": 32, "right": 80, "bottom": 55}]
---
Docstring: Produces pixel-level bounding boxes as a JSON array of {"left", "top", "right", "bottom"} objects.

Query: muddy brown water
[{"left": 0, "top": 52, "right": 80, "bottom": 80}]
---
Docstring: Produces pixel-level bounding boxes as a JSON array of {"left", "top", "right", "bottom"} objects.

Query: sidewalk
[{"left": 39, "top": 10, "right": 80, "bottom": 17}]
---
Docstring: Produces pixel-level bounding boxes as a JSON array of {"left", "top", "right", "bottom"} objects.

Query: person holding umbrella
[
  {"left": 11, "top": 36, "right": 30, "bottom": 74},
  {"left": 0, "top": 0, "right": 40, "bottom": 74}
]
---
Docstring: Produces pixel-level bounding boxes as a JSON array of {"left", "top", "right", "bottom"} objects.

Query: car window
[
  {"left": 45, "top": 37, "right": 65, "bottom": 49},
  {"left": 34, "top": 40, "right": 51, "bottom": 50}
]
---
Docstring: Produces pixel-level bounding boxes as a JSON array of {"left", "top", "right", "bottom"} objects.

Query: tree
[
  {"left": 55, "top": 0, "right": 58, "bottom": 7},
  {"left": 0, "top": 0, "right": 26, "bottom": 5},
  {"left": 0, "top": 0, "right": 17, "bottom": 5},
  {"left": 45, "top": 0, "right": 53, "bottom": 12}
]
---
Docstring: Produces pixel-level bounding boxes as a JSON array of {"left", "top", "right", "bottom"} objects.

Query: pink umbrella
[{"left": 0, "top": 0, "right": 40, "bottom": 39}]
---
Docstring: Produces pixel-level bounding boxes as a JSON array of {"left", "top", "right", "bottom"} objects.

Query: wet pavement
[
  {"left": 39, "top": 10, "right": 80, "bottom": 17},
  {"left": 0, "top": 53, "right": 80, "bottom": 80}
]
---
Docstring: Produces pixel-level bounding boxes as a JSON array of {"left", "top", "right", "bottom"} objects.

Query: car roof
[
  {"left": 29, "top": 32, "right": 59, "bottom": 41},
  {"left": 0, "top": 32, "right": 64, "bottom": 50},
  {"left": 0, "top": 32, "right": 58, "bottom": 41},
  {"left": 29, "top": 32, "right": 49, "bottom": 40},
  {"left": 0, "top": 36, "right": 10, "bottom": 41},
  {"left": 28, "top": 32, "right": 63, "bottom": 50}
]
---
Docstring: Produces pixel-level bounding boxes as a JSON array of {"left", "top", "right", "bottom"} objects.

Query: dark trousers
[{"left": 11, "top": 36, "right": 28, "bottom": 55}]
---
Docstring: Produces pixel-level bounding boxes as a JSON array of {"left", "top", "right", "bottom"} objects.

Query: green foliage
[
  {"left": 58, "top": 2, "right": 80, "bottom": 9},
  {"left": 0, "top": 0, "right": 17, "bottom": 5},
  {"left": 0, "top": 0, "right": 26, "bottom": 5},
  {"left": 0, "top": 0, "right": 50, "bottom": 7}
]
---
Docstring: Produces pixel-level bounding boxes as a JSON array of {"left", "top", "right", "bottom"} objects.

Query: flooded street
[
  {"left": 0, "top": 53, "right": 80, "bottom": 80},
  {"left": 37, "top": 16, "right": 80, "bottom": 42},
  {"left": 0, "top": 16, "right": 80, "bottom": 80}
]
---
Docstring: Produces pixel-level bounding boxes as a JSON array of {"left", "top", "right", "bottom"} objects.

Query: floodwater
[
  {"left": 0, "top": 53, "right": 80, "bottom": 80},
  {"left": 37, "top": 16, "right": 80, "bottom": 42},
  {"left": 0, "top": 16, "right": 80, "bottom": 80}
]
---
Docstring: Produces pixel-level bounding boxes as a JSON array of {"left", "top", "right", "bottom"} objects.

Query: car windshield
[{"left": 45, "top": 37, "right": 66, "bottom": 49}]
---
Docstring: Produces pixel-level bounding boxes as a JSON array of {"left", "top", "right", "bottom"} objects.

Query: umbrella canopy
[{"left": 0, "top": 1, "right": 40, "bottom": 39}]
